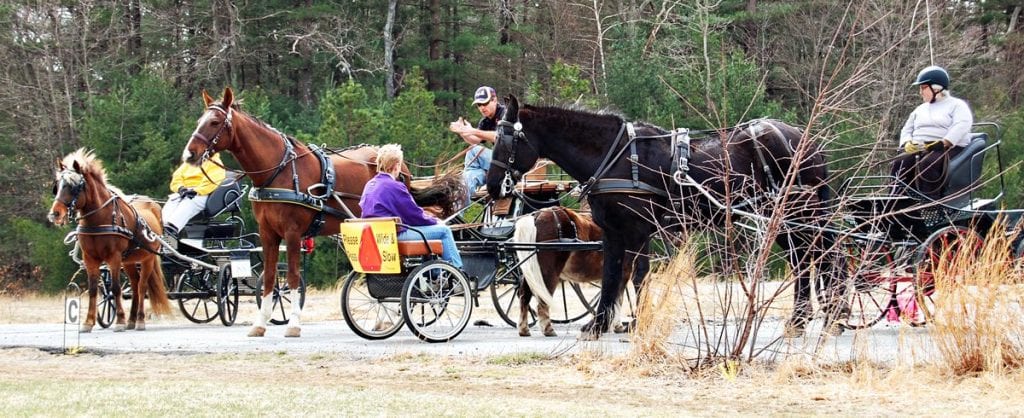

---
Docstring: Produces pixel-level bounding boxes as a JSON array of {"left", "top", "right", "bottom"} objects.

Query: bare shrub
[{"left": 927, "top": 221, "right": 1024, "bottom": 375}]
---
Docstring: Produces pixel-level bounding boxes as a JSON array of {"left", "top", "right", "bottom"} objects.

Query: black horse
[{"left": 485, "top": 95, "right": 843, "bottom": 340}]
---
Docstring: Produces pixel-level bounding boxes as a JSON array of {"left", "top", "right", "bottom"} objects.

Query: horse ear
[
  {"left": 72, "top": 160, "right": 82, "bottom": 173},
  {"left": 222, "top": 87, "right": 234, "bottom": 109},
  {"left": 56, "top": 159, "right": 64, "bottom": 171},
  {"left": 202, "top": 89, "right": 214, "bottom": 107},
  {"left": 505, "top": 94, "right": 520, "bottom": 120}
]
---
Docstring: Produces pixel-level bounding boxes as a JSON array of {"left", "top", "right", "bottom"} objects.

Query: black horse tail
[{"left": 410, "top": 169, "right": 466, "bottom": 218}]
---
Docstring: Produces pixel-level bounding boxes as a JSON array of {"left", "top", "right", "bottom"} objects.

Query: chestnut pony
[
  {"left": 182, "top": 87, "right": 461, "bottom": 338},
  {"left": 48, "top": 149, "right": 171, "bottom": 332},
  {"left": 487, "top": 96, "right": 841, "bottom": 341}
]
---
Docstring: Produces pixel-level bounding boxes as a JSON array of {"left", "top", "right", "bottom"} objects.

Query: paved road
[{"left": 0, "top": 316, "right": 939, "bottom": 364}]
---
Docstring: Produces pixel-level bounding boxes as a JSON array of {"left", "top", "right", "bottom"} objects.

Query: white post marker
[{"left": 63, "top": 283, "right": 82, "bottom": 353}]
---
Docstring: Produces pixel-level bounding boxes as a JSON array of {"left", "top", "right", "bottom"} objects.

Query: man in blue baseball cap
[{"left": 449, "top": 86, "right": 506, "bottom": 206}]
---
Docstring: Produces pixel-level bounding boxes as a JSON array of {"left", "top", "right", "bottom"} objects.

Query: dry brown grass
[{"left": 927, "top": 223, "right": 1024, "bottom": 375}]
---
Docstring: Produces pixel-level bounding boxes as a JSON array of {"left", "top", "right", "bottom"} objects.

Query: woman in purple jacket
[{"left": 359, "top": 144, "right": 463, "bottom": 269}]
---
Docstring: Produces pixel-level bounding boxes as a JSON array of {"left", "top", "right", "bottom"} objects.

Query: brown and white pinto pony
[
  {"left": 182, "top": 87, "right": 461, "bottom": 338},
  {"left": 48, "top": 149, "right": 171, "bottom": 332},
  {"left": 513, "top": 207, "right": 629, "bottom": 337}
]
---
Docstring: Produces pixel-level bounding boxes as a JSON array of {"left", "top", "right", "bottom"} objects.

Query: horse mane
[
  {"left": 520, "top": 103, "right": 667, "bottom": 136},
  {"left": 62, "top": 148, "right": 125, "bottom": 197}
]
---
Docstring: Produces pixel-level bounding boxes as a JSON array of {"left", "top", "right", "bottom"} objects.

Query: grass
[{"left": 486, "top": 351, "right": 550, "bottom": 366}]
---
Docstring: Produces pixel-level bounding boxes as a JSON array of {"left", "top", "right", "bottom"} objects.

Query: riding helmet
[{"left": 912, "top": 66, "right": 950, "bottom": 90}]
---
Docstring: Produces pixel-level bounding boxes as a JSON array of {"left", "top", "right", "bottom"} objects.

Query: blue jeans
[
  {"left": 462, "top": 145, "right": 492, "bottom": 206},
  {"left": 398, "top": 224, "right": 462, "bottom": 269}
]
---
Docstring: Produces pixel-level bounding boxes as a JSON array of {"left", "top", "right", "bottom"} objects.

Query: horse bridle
[
  {"left": 52, "top": 170, "right": 86, "bottom": 221},
  {"left": 190, "top": 104, "right": 234, "bottom": 162},
  {"left": 491, "top": 119, "right": 536, "bottom": 197}
]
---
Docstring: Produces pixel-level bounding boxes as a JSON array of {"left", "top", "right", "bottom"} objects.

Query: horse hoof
[
  {"left": 543, "top": 329, "right": 558, "bottom": 337},
  {"left": 248, "top": 326, "right": 266, "bottom": 337},
  {"left": 113, "top": 324, "right": 126, "bottom": 332},
  {"left": 285, "top": 327, "right": 301, "bottom": 338},
  {"left": 824, "top": 322, "right": 845, "bottom": 336},
  {"left": 135, "top": 323, "right": 146, "bottom": 331},
  {"left": 783, "top": 325, "right": 805, "bottom": 338},
  {"left": 79, "top": 324, "right": 94, "bottom": 333},
  {"left": 126, "top": 322, "right": 136, "bottom": 330},
  {"left": 518, "top": 329, "right": 531, "bottom": 337},
  {"left": 613, "top": 321, "right": 632, "bottom": 334}
]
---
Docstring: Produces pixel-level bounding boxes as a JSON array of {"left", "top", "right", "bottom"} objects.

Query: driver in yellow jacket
[{"left": 162, "top": 154, "right": 226, "bottom": 238}]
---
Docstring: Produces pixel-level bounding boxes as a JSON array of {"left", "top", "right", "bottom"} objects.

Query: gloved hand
[
  {"left": 178, "top": 186, "right": 197, "bottom": 199},
  {"left": 903, "top": 140, "right": 924, "bottom": 154},
  {"left": 925, "top": 140, "right": 948, "bottom": 150}
]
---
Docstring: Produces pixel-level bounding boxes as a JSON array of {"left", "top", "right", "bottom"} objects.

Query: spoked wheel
[
  {"left": 96, "top": 269, "right": 119, "bottom": 329},
  {"left": 255, "top": 265, "right": 307, "bottom": 326},
  {"left": 490, "top": 263, "right": 537, "bottom": 328},
  {"left": 176, "top": 268, "right": 219, "bottom": 323},
  {"left": 838, "top": 239, "right": 897, "bottom": 330},
  {"left": 912, "top": 225, "right": 982, "bottom": 326},
  {"left": 549, "top": 281, "right": 601, "bottom": 324},
  {"left": 217, "top": 266, "right": 240, "bottom": 326},
  {"left": 401, "top": 261, "right": 473, "bottom": 343},
  {"left": 340, "top": 271, "right": 404, "bottom": 340}
]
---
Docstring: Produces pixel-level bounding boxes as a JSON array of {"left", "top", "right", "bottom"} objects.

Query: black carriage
[
  {"left": 93, "top": 177, "right": 306, "bottom": 328},
  {"left": 835, "top": 122, "right": 1021, "bottom": 329}
]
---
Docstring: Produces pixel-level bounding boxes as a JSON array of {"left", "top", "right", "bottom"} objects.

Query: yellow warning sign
[{"left": 340, "top": 219, "right": 400, "bottom": 274}]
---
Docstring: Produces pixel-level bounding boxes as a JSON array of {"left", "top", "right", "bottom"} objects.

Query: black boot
[{"left": 162, "top": 225, "right": 179, "bottom": 251}]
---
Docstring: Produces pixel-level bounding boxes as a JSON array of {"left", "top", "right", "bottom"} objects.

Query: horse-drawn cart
[
  {"left": 338, "top": 177, "right": 606, "bottom": 343},
  {"left": 86, "top": 178, "right": 306, "bottom": 328}
]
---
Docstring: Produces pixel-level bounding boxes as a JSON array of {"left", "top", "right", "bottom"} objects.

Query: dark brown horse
[
  {"left": 182, "top": 87, "right": 461, "bottom": 338},
  {"left": 513, "top": 206, "right": 630, "bottom": 337},
  {"left": 487, "top": 96, "right": 841, "bottom": 341},
  {"left": 48, "top": 149, "right": 172, "bottom": 332}
]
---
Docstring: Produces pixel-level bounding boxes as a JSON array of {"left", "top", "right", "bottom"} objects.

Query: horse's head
[
  {"left": 485, "top": 94, "right": 539, "bottom": 199},
  {"left": 183, "top": 87, "right": 237, "bottom": 166},
  {"left": 48, "top": 159, "right": 87, "bottom": 226}
]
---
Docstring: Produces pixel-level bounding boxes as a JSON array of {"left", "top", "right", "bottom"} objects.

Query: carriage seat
[
  {"left": 942, "top": 133, "right": 987, "bottom": 207},
  {"left": 203, "top": 179, "right": 243, "bottom": 218},
  {"left": 397, "top": 240, "right": 444, "bottom": 257}
]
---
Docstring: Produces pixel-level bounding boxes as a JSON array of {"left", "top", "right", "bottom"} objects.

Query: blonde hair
[{"left": 376, "top": 144, "right": 404, "bottom": 173}]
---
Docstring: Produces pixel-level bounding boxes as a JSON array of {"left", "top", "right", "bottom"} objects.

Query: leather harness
[{"left": 495, "top": 117, "right": 791, "bottom": 201}]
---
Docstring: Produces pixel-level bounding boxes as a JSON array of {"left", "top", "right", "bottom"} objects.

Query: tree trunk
[
  {"left": 1009, "top": 5, "right": 1021, "bottom": 35},
  {"left": 426, "top": 0, "right": 443, "bottom": 91},
  {"left": 125, "top": 0, "right": 143, "bottom": 75},
  {"left": 746, "top": 0, "right": 757, "bottom": 13},
  {"left": 384, "top": 0, "right": 398, "bottom": 98}
]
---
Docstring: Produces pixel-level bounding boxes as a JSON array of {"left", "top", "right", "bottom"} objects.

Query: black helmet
[{"left": 912, "top": 66, "right": 950, "bottom": 90}]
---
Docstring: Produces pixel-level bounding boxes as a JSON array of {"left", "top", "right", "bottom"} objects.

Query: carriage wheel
[
  {"left": 911, "top": 225, "right": 982, "bottom": 326},
  {"left": 549, "top": 281, "right": 601, "bottom": 324},
  {"left": 217, "top": 267, "right": 240, "bottom": 327},
  {"left": 838, "top": 239, "right": 896, "bottom": 330},
  {"left": 340, "top": 271, "right": 404, "bottom": 340},
  {"left": 96, "top": 269, "right": 117, "bottom": 329},
  {"left": 255, "top": 266, "right": 307, "bottom": 326},
  {"left": 175, "top": 268, "right": 219, "bottom": 323},
  {"left": 401, "top": 261, "right": 473, "bottom": 343},
  {"left": 489, "top": 263, "right": 537, "bottom": 328}
]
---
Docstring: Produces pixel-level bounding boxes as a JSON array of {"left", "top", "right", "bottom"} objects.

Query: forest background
[{"left": 2, "top": 0, "right": 1023, "bottom": 293}]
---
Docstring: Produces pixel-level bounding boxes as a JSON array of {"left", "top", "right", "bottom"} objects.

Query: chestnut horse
[
  {"left": 183, "top": 87, "right": 461, "bottom": 338},
  {"left": 513, "top": 206, "right": 632, "bottom": 337},
  {"left": 48, "top": 149, "right": 171, "bottom": 332},
  {"left": 487, "top": 96, "right": 841, "bottom": 341}
]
